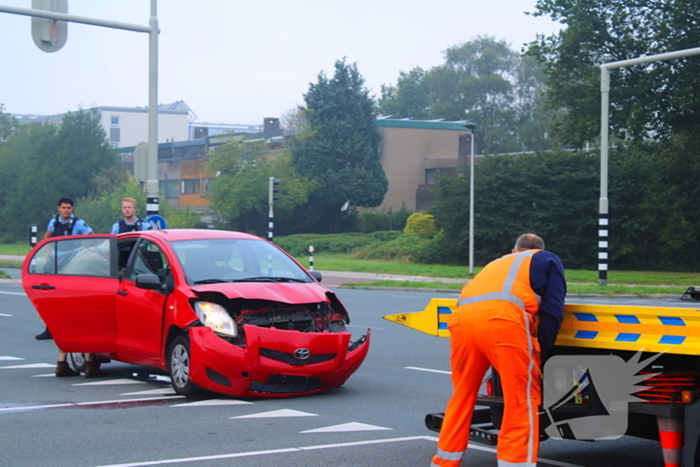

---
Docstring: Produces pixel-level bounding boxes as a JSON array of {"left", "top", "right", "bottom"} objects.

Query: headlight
[{"left": 194, "top": 301, "right": 237, "bottom": 337}]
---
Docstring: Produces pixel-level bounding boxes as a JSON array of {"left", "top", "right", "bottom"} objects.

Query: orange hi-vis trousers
[{"left": 431, "top": 303, "right": 541, "bottom": 467}]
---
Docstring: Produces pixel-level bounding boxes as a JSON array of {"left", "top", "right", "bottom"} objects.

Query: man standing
[
  {"left": 431, "top": 233, "right": 566, "bottom": 467},
  {"left": 110, "top": 197, "right": 151, "bottom": 234},
  {"left": 35, "top": 198, "right": 93, "bottom": 340}
]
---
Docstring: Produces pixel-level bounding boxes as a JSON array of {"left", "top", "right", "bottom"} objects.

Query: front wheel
[{"left": 168, "top": 335, "right": 198, "bottom": 396}]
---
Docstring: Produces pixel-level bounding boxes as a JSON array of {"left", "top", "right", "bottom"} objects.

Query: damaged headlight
[{"left": 194, "top": 301, "right": 237, "bottom": 337}]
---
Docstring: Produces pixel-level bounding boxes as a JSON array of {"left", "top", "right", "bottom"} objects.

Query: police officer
[
  {"left": 431, "top": 234, "right": 566, "bottom": 467},
  {"left": 110, "top": 197, "right": 151, "bottom": 234},
  {"left": 35, "top": 198, "right": 93, "bottom": 341}
]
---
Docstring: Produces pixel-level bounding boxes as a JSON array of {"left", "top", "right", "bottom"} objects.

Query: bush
[
  {"left": 275, "top": 233, "right": 374, "bottom": 257},
  {"left": 411, "top": 230, "right": 458, "bottom": 264},
  {"left": 390, "top": 207, "right": 413, "bottom": 231},
  {"left": 360, "top": 211, "right": 391, "bottom": 233},
  {"left": 404, "top": 212, "right": 438, "bottom": 238},
  {"left": 352, "top": 233, "right": 430, "bottom": 261}
]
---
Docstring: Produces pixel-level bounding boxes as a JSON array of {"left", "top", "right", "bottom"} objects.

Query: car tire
[
  {"left": 168, "top": 335, "right": 198, "bottom": 396},
  {"left": 68, "top": 353, "right": 87, "bottom": 373}
]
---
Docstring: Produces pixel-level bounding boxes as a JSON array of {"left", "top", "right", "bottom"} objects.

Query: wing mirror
[{"left": 310, "top": 270, "right": 322, "bottom": 282}]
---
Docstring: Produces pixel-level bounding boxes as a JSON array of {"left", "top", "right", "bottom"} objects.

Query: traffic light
[{"left": 269, "top": 177, "right": 281, "bottom": 202}]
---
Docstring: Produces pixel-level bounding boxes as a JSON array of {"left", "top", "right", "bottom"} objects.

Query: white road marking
[
  {"left": 0, "top": 356, "right": 24, "bottom": 361},
  {"left": 0, "top": 291, "right": 25, "bottom": 296},
  {"left": 232, "top": 409, "right": 318, "bottom": 419},
  {"left": 421, "top": 436, "right": 584, "bottom": 467},
  {"left": 31, "top": 373, "right": 56, "bottom": 377},
  {"left": 171, "top": 399, "right": 253, "bottom": 407},
  {"left": 93, "top": 436, "right": 433, "bottom": 467},
  {"left": 120, "top": 388, "right": 177, "bottom": 396},
  {"left": 347, "top": 324, "right": 383, "bottom": 330},
  {"left": 405, "top": 366, "right": 452, "bottom": 375},
  {"left": 0, "top": 396, "right": 185, "bottom": 413},
  {"left": 0, "top": 313, "right": 13, "bottom": 316},
  {"left": 73, "top": 378, "right": 147, "bottom": 386},
  {"left": 301, "top": 422, "right": 391, "bottom": 433},
  {"left": 1, "top": 363, "right": 54, "bottom": 369}
]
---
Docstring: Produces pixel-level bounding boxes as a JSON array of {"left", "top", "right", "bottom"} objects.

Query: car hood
[{"left": 191, "top": 281, "right": 330, "bottom": 304}]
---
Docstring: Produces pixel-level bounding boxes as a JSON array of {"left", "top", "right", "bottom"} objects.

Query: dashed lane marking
[
  {"left": 73, "top": 378, "right": 147, "bottom": 386},
  {"left": 0, "top": 356, "right": 24, "bottom": 361},
  {"left": 301, "top": 422, "right": 392, "bottom": 433},
  {"left": 120, "top": 388, "right": 176, "bottom": 396},
  {"left": 1, "top": 363, "right": 54, "bottom": 369},
  {"left": 0, "top": 313, "right": 13, "bottom": 316},
  {"left": 232, "top": 409, "right": 318, "bottom": 419},
  {"left": 0, "top": 291, "right": 25, "bottom": 296},
  {"left": 171, "top": 399, "right": 253, "bottom": 407},
  {"left": 405, "top": 366, "right": 452, "bottom": 375},
  {"left": 0, "top": 396, "right": 186, "bottom": 413}
]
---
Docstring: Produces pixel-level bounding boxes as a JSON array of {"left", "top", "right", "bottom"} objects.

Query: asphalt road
[{"left": 0, "top": 284, "right": 669, "bottom": 467}]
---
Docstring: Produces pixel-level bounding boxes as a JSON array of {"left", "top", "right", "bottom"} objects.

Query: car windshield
[{"left": 170, "top": 238, "right": 312, "bottom": 285}]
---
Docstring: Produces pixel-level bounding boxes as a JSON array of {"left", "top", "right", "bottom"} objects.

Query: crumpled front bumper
[{"left": 188, "top": 324, "right": 371, "bottom": 398}]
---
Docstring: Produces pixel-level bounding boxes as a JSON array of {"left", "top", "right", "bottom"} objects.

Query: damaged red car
[{"left": 22, "top": 229, "right": 370, "bottom": 398}]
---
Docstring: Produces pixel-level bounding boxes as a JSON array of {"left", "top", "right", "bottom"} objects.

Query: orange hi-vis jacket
[
  {"left": 457, "top": 249, "right": 542, "bottom": 321},
  {"left": 432, "top": 250, "right": 544, "bottom": 467}
]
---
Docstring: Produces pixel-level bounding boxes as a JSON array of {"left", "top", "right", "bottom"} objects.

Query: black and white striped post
[
  {"left": 598, "top": 215, "right": 608, "bottom": 285},
  {"left": 29, "top": 224, "right": 37, "bottom": 247},
  {"left": 309, "top": 245, "right": 315, "bottom": 271},
  {"left": 147, "top": 197, "right": 159, "bottom": 217},
  {"left": 267, "top": 177, "right": 280, "bottom": 243}
]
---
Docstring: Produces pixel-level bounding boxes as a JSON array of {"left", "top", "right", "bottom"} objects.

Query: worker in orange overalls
[{"left": 431, "top": 233, "right": 566, "bottom": 467}]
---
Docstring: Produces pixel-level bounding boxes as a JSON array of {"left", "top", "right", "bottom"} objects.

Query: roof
[{"left": 375, "top": 118, "right": 473, "bottom": 131}]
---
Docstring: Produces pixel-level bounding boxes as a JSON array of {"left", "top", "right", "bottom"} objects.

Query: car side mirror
[
  {"left": 135, "top": 273, "right": 163, "bottom": 290},
  {"left": 310, "top": 270, "right": 322, "bottom": 282}
]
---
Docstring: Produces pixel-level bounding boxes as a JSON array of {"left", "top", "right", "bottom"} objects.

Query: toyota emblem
[{"left": 294, "top": 348, "right": 311, "bottom": 360}]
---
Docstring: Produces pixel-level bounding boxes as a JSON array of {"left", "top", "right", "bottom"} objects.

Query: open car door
[{"left": 22, "top": 235, "right": 119, "bottom": 353}]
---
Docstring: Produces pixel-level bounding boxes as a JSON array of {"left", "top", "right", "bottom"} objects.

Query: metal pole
[
  {"left": 598, "top": 67, "right": 610, "bottom": 285},
  {"left": 146, "top": 0, "right": 159, "bottom": 216},
  {"left": 268, "top": 177, "right": 274, "bottom": 243},
  {"left": 469, "top": 131, "right": 475, "bottom": 277}
]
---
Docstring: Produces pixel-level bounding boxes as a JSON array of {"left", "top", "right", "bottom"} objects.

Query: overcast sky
[{"left": 0, "top": 0, "right": 562, "bottom": 125}]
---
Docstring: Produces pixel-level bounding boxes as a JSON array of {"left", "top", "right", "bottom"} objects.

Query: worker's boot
[
  {"left": 55, "top": 361, "right": 80, "bottom": 377},
  {"left": 85, "top": 360, "right": 108, "bottom": 378},
  {"left": 35, "top": 327, "right": 52, "bottom": 340}
]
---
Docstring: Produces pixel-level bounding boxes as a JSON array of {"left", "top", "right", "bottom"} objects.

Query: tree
[
  {"left": 291, "top": 59, "right": 388, "bottom": 232},
  {"left": 207, "top": 139, "right": 316, "bottom": 236},
  {"left": 0, "top": 104, "right": 17, "bottom": 142},
  {"left": 528, "top": 0, "right": 700, "bottom": 146},
  {"left": 378, "top": 36, "right": 554, "bottom": 154},
  {"left": 0, "top": 109, "right": 118, "bottom": 241}
]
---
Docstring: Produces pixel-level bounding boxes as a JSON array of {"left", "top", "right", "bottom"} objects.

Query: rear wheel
[
  {"left": 68, "top": 353, "right": 86, "bottom": 373},
  {"left": 168, "top": 335, "right": 197, "bottom": 396}
]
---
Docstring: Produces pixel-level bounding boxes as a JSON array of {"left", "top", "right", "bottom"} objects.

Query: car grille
[
  {"left": 260, "top": 348, "right": 336, "bottom": 366},
  {"left": 249, "top": 374, "right": 323, "bottom": 394}
]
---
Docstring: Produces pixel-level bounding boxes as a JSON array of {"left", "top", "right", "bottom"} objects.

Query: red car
[{"left": 22, "top": 229, "right": 370, "bottom": 398}]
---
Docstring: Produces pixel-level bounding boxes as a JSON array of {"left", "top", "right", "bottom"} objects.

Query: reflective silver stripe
[
  {"left": 458, "top": 292, "right": 524, "bottom": 310},
  {"left": 497, "top": 460, "right": 536, "bottom": 467},
  {"left": 436, "top": 448, "right": 464, "bottom": 461},
  {"left": 522, "top": 309, "right": 536, "bottom": 465},
  {"left": 457, "top": 250, "right": 537, "bottom": 311}
]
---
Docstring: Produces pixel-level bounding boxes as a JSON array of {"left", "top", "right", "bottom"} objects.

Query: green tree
[
  {"left": 0, "top": 104, "right": 17, "bottom": 142},
  {"left": 378, "top": 36, "right": 554, "bottom": 154},
  {"left": 207, "top": 139, "right": 316, "bottom": 236},
  {"left": 291, "top": 59, "right": 388, "bottom": 232},
  {"left": 0, "top": 109, "right": 118, "bottom": 241},
  {"left": 529, "top": 0, "right": 700, "bottom": 146}
]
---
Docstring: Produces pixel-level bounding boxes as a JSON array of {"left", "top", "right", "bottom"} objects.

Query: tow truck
[{"left": 384, "top": 296, "right": 700, "bottom": 466}]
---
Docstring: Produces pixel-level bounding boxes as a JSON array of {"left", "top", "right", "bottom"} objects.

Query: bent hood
[{"left": 192, "top": 281, "right": 331, "bottom": 304}]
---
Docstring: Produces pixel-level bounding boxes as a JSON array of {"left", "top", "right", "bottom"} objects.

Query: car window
[
  {"left": 171, "top": 238, "right": 311, "bottom": 284},
  {"left": 29, "top": 237, "right": 112, "bottom": 278},
  {"left": 126, "top": 240, "right": 170, "bottom": 282}
]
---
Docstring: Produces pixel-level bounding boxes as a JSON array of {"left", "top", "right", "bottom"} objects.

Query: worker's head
[{"left": 513, "top": 233, "right": 544, "bottom": 252}]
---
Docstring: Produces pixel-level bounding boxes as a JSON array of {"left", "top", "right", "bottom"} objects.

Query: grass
[{"left": 346, "top": 280, "right": 685, "bottom": 296}]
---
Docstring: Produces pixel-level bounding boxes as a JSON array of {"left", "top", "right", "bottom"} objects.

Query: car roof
[{"left": 124, "top": 229, "right": 263, "bottom": 242}]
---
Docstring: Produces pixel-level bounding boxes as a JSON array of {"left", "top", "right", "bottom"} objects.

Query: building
[{"left": 375, "top": 118, "right": 475, "bottom": 212}]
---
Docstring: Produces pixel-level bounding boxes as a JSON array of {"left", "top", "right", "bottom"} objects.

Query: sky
[{"left": 0, "top": 0, "right": 562, "bottom": 126}]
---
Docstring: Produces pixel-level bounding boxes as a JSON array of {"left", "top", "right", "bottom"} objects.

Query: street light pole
[{"left": 463, "top": 122, "right": 477, "bottom": 276}]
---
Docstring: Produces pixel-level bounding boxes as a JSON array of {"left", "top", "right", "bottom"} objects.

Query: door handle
[
  {"left": 32, "top": 285, "right": 55, "bottom": 290},
  {"left": 117, "top": 290, "right": 128, "bottom": 296}
]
